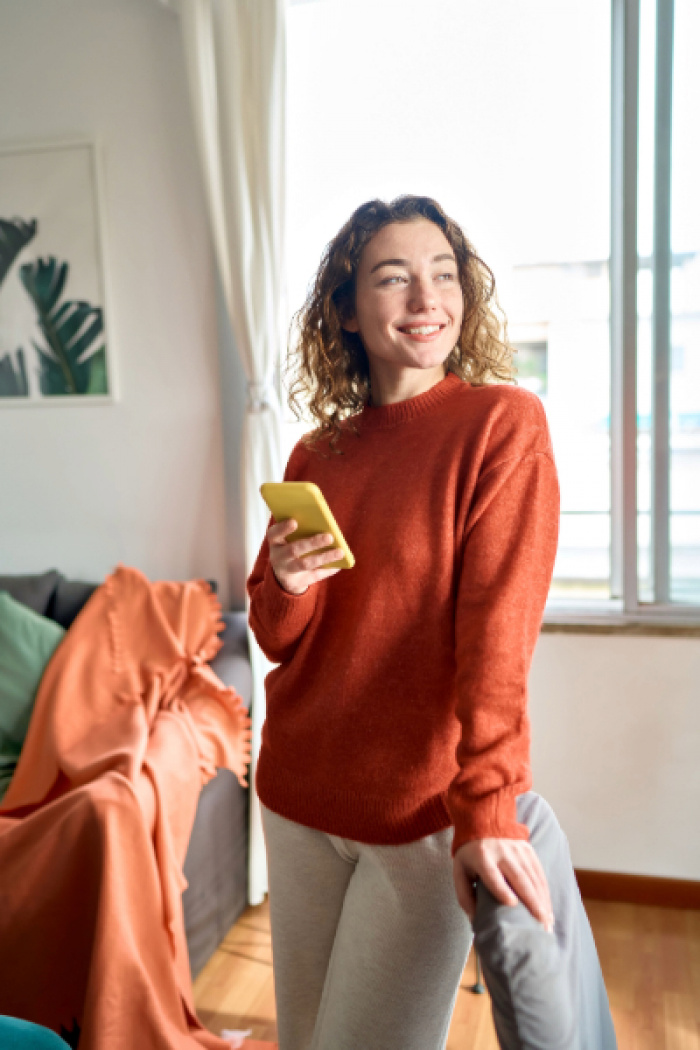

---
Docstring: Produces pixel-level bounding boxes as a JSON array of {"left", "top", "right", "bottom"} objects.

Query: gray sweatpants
[{"left": 260, "top": 792, "right": 618, "bottom": 1050}]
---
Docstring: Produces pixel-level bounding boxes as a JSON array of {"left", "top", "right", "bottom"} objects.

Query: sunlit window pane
[
  {"left": 286, "top": 0, "right": 612, "bottom": 602},
  {"left": 670, "top": 0, "right": 700, "bottom": 604},
  {"left": 509, "top": 259, "right": 611, "bottom": 600}
]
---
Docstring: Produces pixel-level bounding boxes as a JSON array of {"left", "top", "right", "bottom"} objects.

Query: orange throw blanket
[{"left": 0, "top": 565, "right": 255, "bottom": 1050}]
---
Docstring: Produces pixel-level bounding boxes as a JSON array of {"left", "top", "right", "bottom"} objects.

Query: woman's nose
[{"left": 407, "top": 277, "right": 437, "bottom": 312}]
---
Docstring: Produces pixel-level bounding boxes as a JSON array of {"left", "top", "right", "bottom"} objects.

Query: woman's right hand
[{"left": 268, "top": 518, "right": 344, "bottom": 596}]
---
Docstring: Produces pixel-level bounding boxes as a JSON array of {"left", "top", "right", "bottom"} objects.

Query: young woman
[{"left": 246, "top": 196, "right": 617, "bottom": 1050}]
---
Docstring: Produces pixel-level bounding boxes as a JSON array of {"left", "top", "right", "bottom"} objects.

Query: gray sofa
[{"left": 0, "top": 569, "right": 252, "bottom": 979}]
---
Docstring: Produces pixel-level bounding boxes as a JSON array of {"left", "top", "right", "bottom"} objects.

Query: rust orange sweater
[{"left": 246, "top": 372, "right": 560, "bottom": 856}]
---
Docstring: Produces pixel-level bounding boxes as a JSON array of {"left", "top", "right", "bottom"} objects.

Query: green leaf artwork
[
  {"left": 0, "top": 347, "right": 28, "bottom": 397},
  {"left": 19, "top": 256, "right": 108, "bottom": 396},
  {"left": 0, "top": 217, "right": 37, "bottom": 288},
  {"left": 0, "top": 217, "right": 37, "bottom": 397},
  {"left": 0, "top": 213, "right": 109, "bottom": 400}
]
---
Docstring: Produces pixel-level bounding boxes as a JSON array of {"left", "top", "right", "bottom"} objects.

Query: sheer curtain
[{"left": 179, "top": 0, "right": 287, "bottom": 904}]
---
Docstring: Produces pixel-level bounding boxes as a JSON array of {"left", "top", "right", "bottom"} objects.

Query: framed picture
[{"left": 0, "top": 137, "right": 116, "bottom": 405}]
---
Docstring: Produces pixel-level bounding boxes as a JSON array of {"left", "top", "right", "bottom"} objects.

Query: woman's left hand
[{"left": 453, "top": 837, "right": 555, "bottom": 932}]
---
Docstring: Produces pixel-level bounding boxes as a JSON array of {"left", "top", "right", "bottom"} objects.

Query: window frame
[
  {"left": 546, "top": 0, "right": 700, "bottom": 627},
  {"left": 281, "top": 0, "right": 700, "bottom": 628}
]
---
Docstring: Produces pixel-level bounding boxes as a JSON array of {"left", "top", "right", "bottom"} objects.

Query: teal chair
[{"left": 0, "top": 1017, "right": 71, "bottom": 1049}]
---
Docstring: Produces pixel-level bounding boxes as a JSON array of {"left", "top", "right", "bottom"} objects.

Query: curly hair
[{"left": 284, "top": 195, "right": 516, "bottom": 456}]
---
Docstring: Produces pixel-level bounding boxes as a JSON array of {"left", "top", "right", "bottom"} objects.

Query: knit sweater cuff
[
  {"left": 258, "top": 560, "right": 318, "bottom": 634},
  {"left": 448, "top": 786, "right": 531, "bottom": 858}
]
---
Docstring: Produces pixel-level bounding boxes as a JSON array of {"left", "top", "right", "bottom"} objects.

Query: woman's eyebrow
[{"left": 369, "top": 252, "right": 456, "bottom": 275}]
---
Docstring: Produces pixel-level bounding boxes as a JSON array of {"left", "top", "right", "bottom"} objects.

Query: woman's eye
[{"left": 379, "top": 273, "right": 456, "bottom": 285}]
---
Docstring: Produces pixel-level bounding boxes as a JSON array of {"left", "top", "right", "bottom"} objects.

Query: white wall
[
  {"left": 0, "top": 0, "right": 240, "bottom": 607},
  {"left": 530, "top": 631, "right": 700, "bottom": 880}
]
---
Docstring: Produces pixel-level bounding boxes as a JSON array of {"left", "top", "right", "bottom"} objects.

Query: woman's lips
[{"left": 396, "top": 323, "right": 447, "bottom": 342}]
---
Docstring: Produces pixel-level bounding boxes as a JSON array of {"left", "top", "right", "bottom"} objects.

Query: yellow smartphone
[{"left": 259, "top": 481, "right": 355, "bottom": 570}]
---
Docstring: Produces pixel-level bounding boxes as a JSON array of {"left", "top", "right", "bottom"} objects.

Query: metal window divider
[
  {"left": 651, "top": 0, "right": 674, "bottom": 605},
  {"left": 610, "top": 0, "right": 640, "bottom": 612}
]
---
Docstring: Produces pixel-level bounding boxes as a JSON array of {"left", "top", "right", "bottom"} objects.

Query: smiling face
[{"left": 342, "top": 218, "right": 464, "bottom": 400}]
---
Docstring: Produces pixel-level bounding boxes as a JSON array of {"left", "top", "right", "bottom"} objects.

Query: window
[
  {"left": 282, "top": 0, "right": 700, "bottom": 623},
  {"left": 634, "top": 0, "right": 700, "bottom": 608},
  {"left": 512, "top": 343, "right": 548, "bottom": 399}
]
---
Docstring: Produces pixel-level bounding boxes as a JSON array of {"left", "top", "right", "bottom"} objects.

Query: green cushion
[{"left": 0, "top": 591, "right": 66, "bottom": 804}]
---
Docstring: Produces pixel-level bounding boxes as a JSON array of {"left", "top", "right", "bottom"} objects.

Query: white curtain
[{"left": 180, "top": 0, "right": 287, "bottom": 905}]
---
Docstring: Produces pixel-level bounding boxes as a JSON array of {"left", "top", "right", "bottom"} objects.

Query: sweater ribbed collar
[{"left": 353, "top": 371, "right": 465, "bottom": 430}]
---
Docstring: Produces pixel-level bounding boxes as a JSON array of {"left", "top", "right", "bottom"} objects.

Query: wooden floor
[{"left": 193, "top": 897, "right": 700, "bottom": 1049}]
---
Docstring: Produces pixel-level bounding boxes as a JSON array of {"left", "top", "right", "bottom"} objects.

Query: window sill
[{"left": 542, "top": 602, "right": 700, "bottom": 636}]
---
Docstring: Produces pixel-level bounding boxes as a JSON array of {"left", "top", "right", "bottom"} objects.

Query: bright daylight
[{"left": 284, "top": 0, "right": 700, "bottom": 606}]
